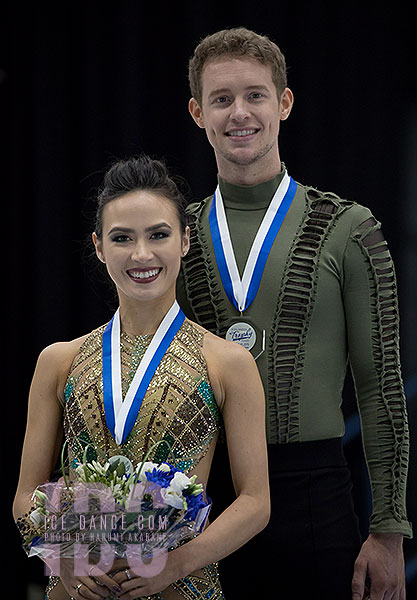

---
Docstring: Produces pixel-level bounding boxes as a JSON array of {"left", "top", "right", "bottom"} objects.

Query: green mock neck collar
[{"left": 218, "top": 167, "right": 286, "bottom": 210}]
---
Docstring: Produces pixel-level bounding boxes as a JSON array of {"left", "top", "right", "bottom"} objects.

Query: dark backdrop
[{"left": 3, "top": 1, "right": 417, "bottom": 597}]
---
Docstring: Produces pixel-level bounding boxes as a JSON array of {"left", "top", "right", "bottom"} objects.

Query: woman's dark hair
[{"left": 94, "top": 154, "right": 188, "bottom": 238}]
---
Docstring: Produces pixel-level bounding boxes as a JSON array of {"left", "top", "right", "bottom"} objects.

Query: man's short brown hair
[{"left": 188, "top": 27, "right": 288, "bottom": 107}]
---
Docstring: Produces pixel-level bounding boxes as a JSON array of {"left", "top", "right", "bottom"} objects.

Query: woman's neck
[{"left": 117, "top": 293, "right": 177, "bottom": 336}]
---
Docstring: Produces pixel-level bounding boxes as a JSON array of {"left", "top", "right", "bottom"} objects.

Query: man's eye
[
  {"left": 249, "top": 92, "right": 263, "bottom": 99},
  {"left": 215, "top": 96, "right": 228, "bottom": 104}
]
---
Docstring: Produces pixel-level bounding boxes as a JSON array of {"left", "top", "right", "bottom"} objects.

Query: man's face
[{"left": 189, "top": 56, "right": 292, "bottom": 177}]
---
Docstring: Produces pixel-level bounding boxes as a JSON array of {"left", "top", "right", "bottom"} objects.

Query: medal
[
  {"left": 102, "top": 300, "right": 185, "bottom": 445},
  {"left": 209, "top": 170, "right": 297, "bottom": 353},
  {"left": 225, "top": 321, "right": 257, "bottom": 350},
  {"left": 225, "top": 316, "right": 266, "bottom": 360}
]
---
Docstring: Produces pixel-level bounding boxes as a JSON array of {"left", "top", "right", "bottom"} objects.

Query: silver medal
[{"left": 225, "top": 322, "right": 257, "bottom": 350}]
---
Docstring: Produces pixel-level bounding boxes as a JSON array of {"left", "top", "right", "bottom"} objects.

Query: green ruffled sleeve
[{"left": 343, "top": 207, "right": 412, "bottom": 538}]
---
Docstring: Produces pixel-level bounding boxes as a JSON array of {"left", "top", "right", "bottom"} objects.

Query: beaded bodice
[{"left": 63, "top": 319, "right": 222, "bottom": 474}]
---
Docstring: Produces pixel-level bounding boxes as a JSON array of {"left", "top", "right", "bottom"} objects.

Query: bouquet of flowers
[{"left": 18, "top": 441, "right": 211, "bottom": 576}]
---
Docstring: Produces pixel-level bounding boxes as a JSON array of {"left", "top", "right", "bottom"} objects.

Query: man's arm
[{"left": 343, "top": 209, "right": 411, "bottom": 598}]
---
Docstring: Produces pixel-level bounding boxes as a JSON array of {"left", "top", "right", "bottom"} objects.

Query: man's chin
[
  {"left": 220, "top": 143, "right": 276, "bottom": 168},
  {"left": 222, "top": 150, "right": 261, "bottom": 167}
]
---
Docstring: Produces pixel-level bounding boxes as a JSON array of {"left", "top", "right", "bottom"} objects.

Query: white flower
[
  {"left": 29, "top": 509, "right": 44, "bottom": 526},
  {"left": 160, "top": 487, "right": 186, "bottom": 510},
  {"left": 157, "top": 463, "right": 171, "bottom": 473},
  {"left": 110, "top": 482, "right": 122, "bottom": 495},
  {"left": 169, "top": 472, "right": 191, "bottom": 494},
  {"left": 32, "top": 489, "right": 48, "bottom": 505},
  {"left": 74, "top": 465, "right": 88, "bottom": 482},
  {"left": 90, "top": 460, "right": 109, "bottom": 476}
]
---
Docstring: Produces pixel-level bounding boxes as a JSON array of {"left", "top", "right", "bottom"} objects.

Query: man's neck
[{"left": 217, "top": 157, "right": 282, "bottom": 186}]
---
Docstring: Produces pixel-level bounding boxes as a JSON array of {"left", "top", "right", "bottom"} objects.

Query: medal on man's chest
[
  {"left": 225, "top": 315, "right": 266, "bottom": 360},
  {"left": 209, "top": 171, "right": 297, "bottom": 359},
  {"left": 226, "top": 320, "right": 256, "bottom": 350}
]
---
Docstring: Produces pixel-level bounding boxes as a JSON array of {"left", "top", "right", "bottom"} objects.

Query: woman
[{"left": 13, "top": 155, "right": 270, "bottom": 599}]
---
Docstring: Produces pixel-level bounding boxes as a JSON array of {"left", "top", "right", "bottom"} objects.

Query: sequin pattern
[{"left": 57, "top": 319, "right": 224, "bottom": 600}]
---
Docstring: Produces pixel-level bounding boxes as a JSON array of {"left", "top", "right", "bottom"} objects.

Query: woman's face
[{"left": 92, "top": 190, "right": 190, "bottom": 305}]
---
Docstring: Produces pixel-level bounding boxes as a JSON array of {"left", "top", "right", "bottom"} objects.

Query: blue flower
[
  {"left": 30, "top": 536, "right": 41, "bottom": 547},
  {"left": 145, "top": 467, "right": 175, "bottom": 488},
  {"left": 184, "top": 492, "right": 207, "bottom": 521}
]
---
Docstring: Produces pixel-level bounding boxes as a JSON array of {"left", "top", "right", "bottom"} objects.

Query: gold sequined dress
[{"left": 46, "top": 318, "right": 225, "bottom": 600}]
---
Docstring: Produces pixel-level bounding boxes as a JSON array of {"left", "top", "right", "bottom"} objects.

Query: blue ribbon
[
  {"left": 102, "top": 308, "right": 185, "bottom": 445},
  {"left": 209, "top": 176, "right": 297, "bottom": 311}
]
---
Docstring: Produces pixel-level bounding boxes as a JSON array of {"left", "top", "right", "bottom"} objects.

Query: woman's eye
[
  {"left": 111, "top": 234, "right": 131, "bottom": 243},
  {"left": 151, "top": 231, "right": 169, "bottom": 240}
]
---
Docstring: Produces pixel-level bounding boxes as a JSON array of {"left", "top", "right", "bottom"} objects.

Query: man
[{"left": 177, "top": 27, "right": 412, "bottom": 599}]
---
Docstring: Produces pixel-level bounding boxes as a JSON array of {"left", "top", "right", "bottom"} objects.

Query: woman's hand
[
  {"left": 110, "top": 555, "right": 181, "bottom": 598},
  {"left": 58, "top": 559, "right": 122, "bottom": 599}
]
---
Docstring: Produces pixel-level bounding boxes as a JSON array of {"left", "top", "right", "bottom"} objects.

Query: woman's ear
[
  {"left": 181, "top": 226, "right": 191, "bottom": 257},
  {"left": 92, "top": 232, "right": 105, "bottom": 263}
]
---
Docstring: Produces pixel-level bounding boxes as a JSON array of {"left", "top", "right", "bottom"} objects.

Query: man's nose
[{"left": 229, "top": 97, "right": 250, "bottom": 121}]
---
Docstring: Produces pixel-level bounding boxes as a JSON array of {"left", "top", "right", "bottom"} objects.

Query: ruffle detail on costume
[
  {"left": 268, "top": 187, "right": 352, "bottom": 443},
  {"left": 182, "top": 201, "right": 230, "bottom": 337},
  {"left": 351, "top": 216, "right": 412, "bottom": 537}
]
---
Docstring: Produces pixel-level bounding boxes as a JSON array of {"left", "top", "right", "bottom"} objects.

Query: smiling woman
[
  {"left": 92, "top": 189, "right": 189, "bottom": 324},
  {"left": 91, "top": 156, "right": 191, "bottom": 333},
  {"left": 13, "top": 154, "right": 270, "bottom": 600}
]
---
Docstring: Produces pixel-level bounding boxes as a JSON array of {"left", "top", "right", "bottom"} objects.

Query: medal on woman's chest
[{"left": 209, "top": 171, "right": 297, "bottom": 359}]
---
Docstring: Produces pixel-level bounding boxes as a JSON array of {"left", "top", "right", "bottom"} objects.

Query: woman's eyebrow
[
  {"left": 107, "top": 222, "right": 172, "bottom": 235},
  {"left": 145, "top": 222, "right": 172, "bottom": 232}
]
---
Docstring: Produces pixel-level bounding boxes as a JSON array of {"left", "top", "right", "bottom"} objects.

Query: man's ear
[
  {"left": 189, "top": 97, "right": 205, "bottom": 128},
  {"left": 279, "top": 88, "right": 294, "bottom": 121}
]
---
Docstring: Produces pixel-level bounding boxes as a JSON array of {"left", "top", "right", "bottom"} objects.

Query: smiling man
[
  {"left": 188, "top": 55, "right": 292, "bottom": 184},
  {"left": 177, "top": 27, "right": 412, "bottom": 600}
]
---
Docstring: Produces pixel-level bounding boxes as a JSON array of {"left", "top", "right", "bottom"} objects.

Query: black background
[{"left": 3, "top": 1, "right": 417, "bottom": 596}]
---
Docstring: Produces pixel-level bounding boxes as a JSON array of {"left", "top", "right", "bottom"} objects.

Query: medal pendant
[
  {"left": 226, "top": 321, "right": 257, "bottom": 350},
  {"left": 225, "top": 317, "right": 265, "bottom": 360}
]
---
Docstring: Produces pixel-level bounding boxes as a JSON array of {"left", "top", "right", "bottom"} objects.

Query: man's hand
[{"left": 352, "top": 533, "right": 405, "bottom": 600}]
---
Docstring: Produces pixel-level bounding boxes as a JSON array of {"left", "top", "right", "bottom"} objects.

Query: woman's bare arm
[{"left": 13, "top": 338, "right": 85, "bottom": 519}]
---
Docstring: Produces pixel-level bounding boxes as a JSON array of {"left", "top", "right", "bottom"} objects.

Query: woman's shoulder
[
  {"left": 37, "top": 334, "right": 90, "bottom": 376},
  {"left": 36, "top": 324, "right": 106, "bottom": 388}
]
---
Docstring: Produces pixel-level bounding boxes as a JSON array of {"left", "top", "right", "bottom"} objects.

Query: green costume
[{"left": 178, "top": 168, "right": 411, "bottom": 538}]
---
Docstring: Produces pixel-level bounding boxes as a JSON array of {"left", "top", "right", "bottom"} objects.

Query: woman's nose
[{"left": 131, "top": 240, "right": 154, "bottom": 262}]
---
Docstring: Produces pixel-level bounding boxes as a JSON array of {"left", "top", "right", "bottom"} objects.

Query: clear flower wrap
[{"left": 18, "top": 443, "right": 211, "bottom": 579}]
